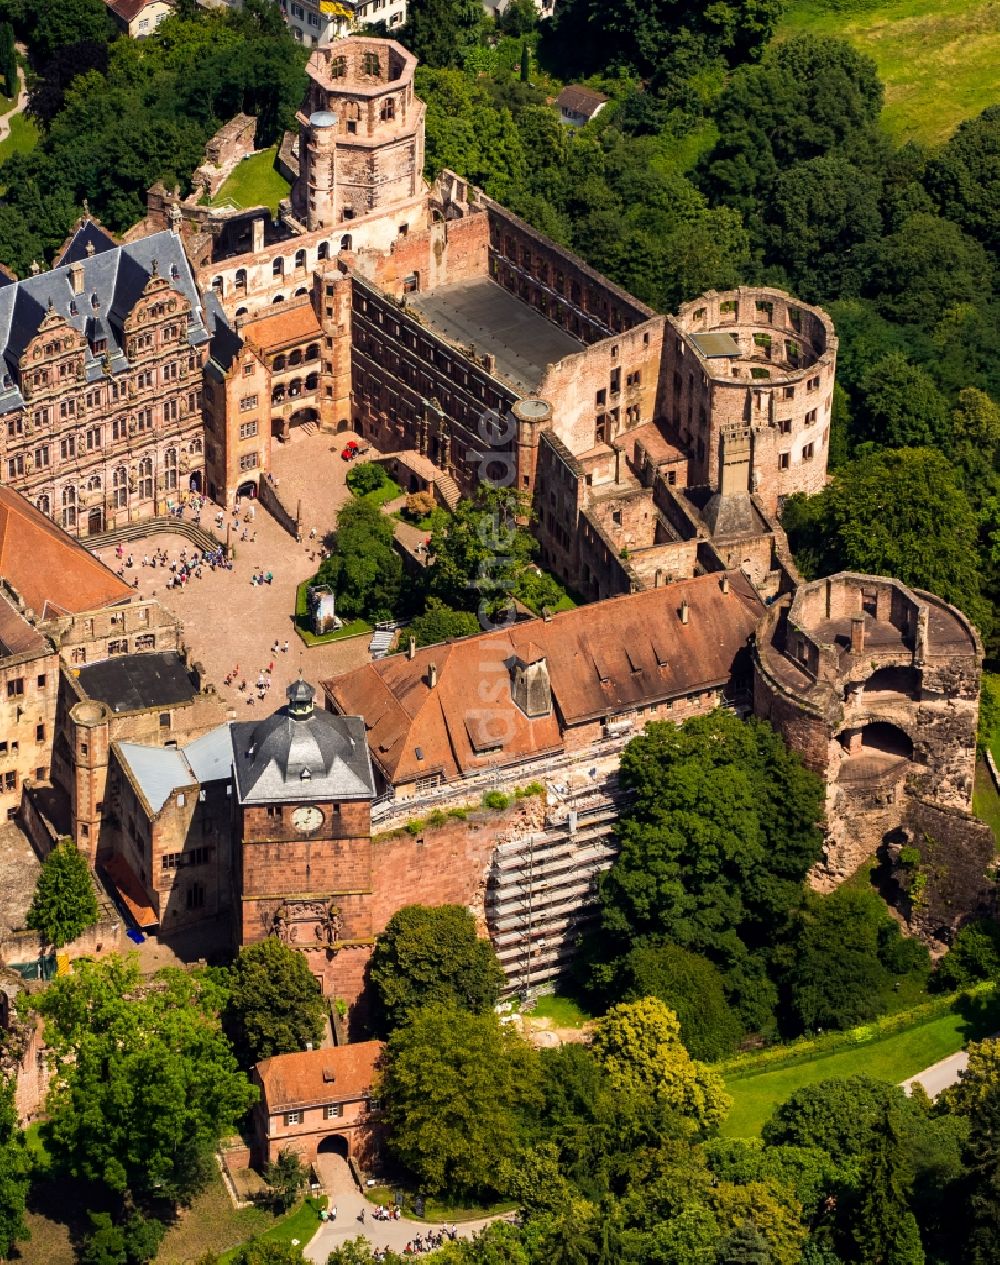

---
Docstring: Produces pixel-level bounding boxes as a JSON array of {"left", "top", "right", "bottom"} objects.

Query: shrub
[
  {"left": 483, "top": 790, "right": 511, "bottom": 811},
  {"left": 346, "top": 461, "right": 389, "bottom": 497}
]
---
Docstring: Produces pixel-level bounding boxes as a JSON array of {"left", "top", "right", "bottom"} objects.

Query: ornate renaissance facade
[{"left": 0, "top": 229, "right": 208, "bottom": 537}]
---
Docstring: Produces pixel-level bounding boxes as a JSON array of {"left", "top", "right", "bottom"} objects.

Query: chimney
[
  {"left": 252, "top": 217, "right": 265, "bottom": 254},
  {"left": 680, "top": 600, "right": 689, "bottom": 625},
  {"left": 69, "top": 262, "right": 85, "bottom": 295},
  {"left": 408, "top": 636, "right": 416, "bottom": 659},
  {"left": 721, "top": 574, "right": 730, "bottom": 595},
  {"left": 541, "top": 606, "right": 552, "bottom": 622},
  {"left": 614, "top": 447, "right": 623, "bottom": 484},
  {"left": 428, "top": 662, "right": 437, "bottom": 688},
  {"left": 322, "top": 1067, "right": 336, "bottom": 1083},
  {"left": 851, "top": 614, "right": 865, "bottom": 654}
]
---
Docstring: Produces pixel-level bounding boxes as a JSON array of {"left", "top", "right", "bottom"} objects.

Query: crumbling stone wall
[{"left": 753, "top": 574, "right": 990, "bottom": 924}]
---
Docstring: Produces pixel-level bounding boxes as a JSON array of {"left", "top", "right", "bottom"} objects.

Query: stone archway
[{"left": 314, "top": 1132, "right": 354, "bottom": 1197}]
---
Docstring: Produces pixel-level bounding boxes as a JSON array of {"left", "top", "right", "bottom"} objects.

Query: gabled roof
[
  {"left": 117, "top": 742, "right": 194, "bottom": 814},
  {"left": 54, "top": 220, "right": 118, "bottom": 269},
  {"left": 323, "top": 571, "right": 765, "bottom": 786},
  {"left": 0, "top": 593, "right": 50, "bottom": 659},
  {"left": 115, "top": 722, "right": 234, "bottom": 818},
  {"left": 256, "top": 1042, "right": 384, "bottom": 1113},
  {"left": 240, "top": 302, "right": 322, "bottom": 352},
  {"left": 0, "top": 230, "right": 208, "bottom": 415},
  {"left": 0, "top": 486, "right": 133, "bottom": 618},
  {"left": 107, "top": 0, "right": 167, "bottom": 22},
  {"left": 555, "top": 86, "right": 609, "bottom": 117}
]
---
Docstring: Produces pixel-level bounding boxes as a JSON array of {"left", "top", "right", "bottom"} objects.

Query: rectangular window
[
  {"left": 161, "top": 853, "right": 181, "bottom": 871},
  {"left": 239, "top": 395, "right": 258, "bottom": 412},
  {"left": 324, "top": 1104, "right": 343, "bottom": 1119},
  {"left": 285, "top": 1112, "right": 302, "bottom": 1126},
  {"left": 779, "top": 452, "right": 790, "bottom": 470},
  {"left": 239, "top": 451, "right": 259, "bottom": 472},
  {"left": 802, "top": 442, "right": 815, "bottom": 461},
  {"left": 805, "top": 408, "right": 817, "bottom": 426},
  {"left": 6, "top": 678, "right": 23, "bottom": 698},
  {"left": 4, "top": 771, "right": 16, "bottom": 793},
  {"left": 35, "top": 724, "right": 45, "bottom": 742},
  {"left": 34, "top": 445, "right": 50, "bottom": 468},
  {"left": 239, "top": 420, "right": 259, "bottom": 440}
]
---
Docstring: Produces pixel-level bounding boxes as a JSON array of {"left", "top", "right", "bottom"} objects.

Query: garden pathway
[{"left": 0, "top": 52, "right": 27, "bottom": 146}]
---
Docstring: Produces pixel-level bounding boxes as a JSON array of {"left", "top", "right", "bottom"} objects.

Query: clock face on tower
[{"left": 291, "top": 805, "right": 325, "bottom": 834}]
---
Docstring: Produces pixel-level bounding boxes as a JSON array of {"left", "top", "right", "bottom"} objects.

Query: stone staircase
[
  {"left": 434, "top": 471, "right": 461, "bottom": 512},
  {"left": 86, "top": 516, "right": 223, "bottom": 555}
]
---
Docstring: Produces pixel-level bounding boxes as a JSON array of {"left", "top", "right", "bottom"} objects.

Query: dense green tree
[
  {"left": 785, "top": 888, "right": 928, "bottom": 1033},
  {"left": 0, "top": 1076, "right": 29, "bottom": 1261},
  {"left": 544, "top": 0, "right": 783, "bottom": 78},
  {"left": 613, "top": 943, "right": 743, "bottom": 1060},
  {"left": 868, "top": 213, "right": 994, "bottom": 330},
  {"left": 380, "top": 1003, "right": 541, "bottom": 1198},
  {"left": 368, "top": 904, "right": 504, "bottom": 1035},
  {"left": 854, "top": 354, "right": 949, "bottom": 451},
  {"left": 0, "top": 21, "right": 16, "bottom": 97},
  {"left": 345, "top": 461, "right": 390, "bottom": 497},
  {"left": 426, "top": 487, "right": 536, "bottom": 620},
  {"left": 924, "top": 105, "right": 1000, "bottom": 255},
  {"left": 399, "top": 0, "right": 489, "bottom": 70},
  {"left": 782, "top": 447, "right": 989, "bottom": 633},
  {"left": 699, "top": 36, "right": 883, "bottom": 229},
  {"left": 80, "top": 1211, "right": 165, "bottom": 1265},
  {"left": 590, "top": 998, "right": 731, "bottom": 1130},
  {"left": 26, "top": 838, "right": 99, "bottom": 948},
  {"left": 594, "top": 710, "right": 823, "bottom": 1034},
  {"left": 29, "top": 0, "right": 114, "bottom": 63},
  {"left": 313, "top": 497, "right": 403, "bottom": 622},
  {"left": 408, "top": 598, "right": 481, "bottom": 648},
  {"left": 949, "top": 388, "right": 1000, "bottom": 501},
  {"left": 853, "top": 1107, "right": 926, "bottom": 1265},
  {"left": 35, "top": 956, "right": 255, "bottom": 1204},
  {"left": 935, "top": 920, "right": 1000, "bottom": 991},
  {"left": 263, "top": 1148, "right": 308, "bottom": 1213},
  {"left": 222, "top": 937, "right": 326, "bottom": 1068}
]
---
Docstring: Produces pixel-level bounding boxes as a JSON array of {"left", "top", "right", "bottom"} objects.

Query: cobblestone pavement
[
  {"left": 305, "top": 1155, "right": 497, "bottom": 1262},
  {"left": 92, "top": 429, "right": 377, "bottom": 711}
]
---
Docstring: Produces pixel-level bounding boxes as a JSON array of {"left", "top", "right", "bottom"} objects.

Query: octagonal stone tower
[{"left": 296, "top": 37, "right": 426, "bottom": 232}]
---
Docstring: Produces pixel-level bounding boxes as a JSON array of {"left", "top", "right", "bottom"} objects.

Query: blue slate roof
[
  {"left": 0, "top": 230, "right": 209, "bottom": 416},
  {"left": 117, "top": 722, "right": 234, "bottom": 816},
  {"left": 54, "top": 220, "right": 118, "bottom": 268}
]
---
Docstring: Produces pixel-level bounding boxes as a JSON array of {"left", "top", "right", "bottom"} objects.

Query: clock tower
[{"left": 230, "top": 679, "right": 377, "bottom": 994}]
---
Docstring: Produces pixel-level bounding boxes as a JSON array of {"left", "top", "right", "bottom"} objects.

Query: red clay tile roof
[
  {"left": 241, "top": 302, "right": 322, "bottom": 353},
  {"left": 0, "top": 593, "right": 50, "bottom": 658},
  {"left": 107, "top": 0, "right": 163, "bottom": 22},
  {"left": 555, "top": 86, "right": 609, "bottom": 117},
  {"left": 256, "top": 1042, "right": 384, "bottom": 1112},
  {"left": 323, "top": 571, "right": 764, "bottom": 786},
  {"left": 0, "top": 487, "right": 133, "bottom": 619}
]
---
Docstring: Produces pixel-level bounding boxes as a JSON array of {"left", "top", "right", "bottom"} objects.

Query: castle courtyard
[{"left": 92, "top": 428, "right": 377, "bottom": 711}]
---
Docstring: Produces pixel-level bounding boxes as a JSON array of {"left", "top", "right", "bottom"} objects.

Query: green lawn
[
  {"left": 217, "top": 1196, "right": 327, "bottom": 1265},
  {"left": 528, "top": 993, "right": 593, "bottom": 1028},
  {"left": 722, "top": 1008, "right": 980, "bottom": 1138},
  {"left": 211, "top": 147, "right": 291, "bottom": 215},
  {"left": 779, "top": 0, "right": 1000, "bottom": 145},
  {"left": 973, "top": 760, "right": 1000, "bottom": 839},
  {"left": 0, "top": 111, "right": 39, "bottom": 165},
  {"left": 293, "top": 579, "right": 372, "bottom": 647},
  {"left": 157, "top": 1168, "right": 276, "bottom": 1265},
  {"left": 358, "top": 477, "right": 403, "bottom": 508}
]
